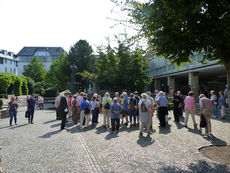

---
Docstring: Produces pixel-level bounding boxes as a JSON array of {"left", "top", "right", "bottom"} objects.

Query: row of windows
[
  {"left": 20, "top": 56, "right": 57, "bottom": 62},
  {"left": 4, "top": 67, "right": 17, "bottom": 74},
  {"left": 0, "top": 57, "right": 18, "bottom": 66}
]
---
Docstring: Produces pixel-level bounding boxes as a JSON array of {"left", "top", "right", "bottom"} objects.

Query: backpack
[
  {"left": 104, "top": 101, "right": 110, "bottom": 109},
  {"left": 141, "top": 101, "right": 148, "bottom": 112},
  {"left": 84, "top": 106, "right": 90, "bottom": 114},
  {"left": 130, "top": 98, "right": 136, "bottom": 110}
]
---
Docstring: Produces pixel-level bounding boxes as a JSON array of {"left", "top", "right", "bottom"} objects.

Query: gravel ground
[{"left": 0, "top": 107, "right": 230, "bottom": 173}]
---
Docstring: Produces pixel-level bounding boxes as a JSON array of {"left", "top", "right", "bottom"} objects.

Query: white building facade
[
  {"left": 0, "top": 49, "right": 19, "bottom": 75},
  {"left": 17, "top": 47, "right": 65, "bottom": 75}
]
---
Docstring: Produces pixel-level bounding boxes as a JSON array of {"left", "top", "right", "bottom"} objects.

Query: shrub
[
  {"left": 13, "top": 77, "right": 22, "bottom": 96},
  {"left": 0, "top": 94, "right": 8, "bottom": 99},
  {"left": 21, "top": 77, "right": 28, "bottom": 95},
  {"left": 34, "top": 82, "right": 45, "bottom": 96},
  {"left": 0, "top": 99, "right": 3, "bottom": 109},
  {"left": 44, "top": 87, "right": 58, "bottom": 97}
]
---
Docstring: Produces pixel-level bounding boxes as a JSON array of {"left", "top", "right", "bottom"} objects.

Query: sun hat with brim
[{"left": 64, "top": 90, "right": 71, "bottom": 94}]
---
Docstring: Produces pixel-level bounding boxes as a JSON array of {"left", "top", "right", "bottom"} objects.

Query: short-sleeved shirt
[
  {"left": 199, "top": 97, "right": 212, "bottom": 111},
  {"left": 27, "top": 98, "right": 36, "bottom": 109},
  {"left": 123, "top": 97, "right": 129, "bottom": 111},
  {"left": 210, "top": 95, "right": 217, "bottom": 105},
  {"left": 80, "top": 100, "right": 90, "bottom": 111},
  {"left": 184, "top": 96, "right": 196, "bottom": 111},
  {"left": 8, "top": 102, "right": 18, "bottom": 111},
  {"left": 77, "top": 96, "right": 83, "bottom": 106},
  {"left": 157, "top": 96, "right": 168, "bottom": 107}
]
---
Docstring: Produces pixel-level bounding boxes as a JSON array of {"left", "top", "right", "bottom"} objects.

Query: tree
[
  {"left": 23, "top": 57, "right": 46, "bottom": 83},
  {"left": 45, "top": 53, "right": 70, "bottom": 91},
  {"left": 68, "top": 40, "right": 95, "bottom": 92},
  {"left": 118, "top": 0, "right": 230, "bottom": 102}
]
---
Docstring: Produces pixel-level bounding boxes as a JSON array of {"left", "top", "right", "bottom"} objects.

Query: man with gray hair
[
  {"left": 199, "top": 94, "right": 213, "bottom": 135},
  {"left": 110, "top": 97, "right": 122, "bottom": 133}
]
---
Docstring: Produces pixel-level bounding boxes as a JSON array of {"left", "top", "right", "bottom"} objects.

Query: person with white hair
[
  {"left": 110, "top": 97, "right": 122, "bottom": 133},
  {"left": 60, "top": 90, "right": 71, "bottom": 130},
  {"left": 138, "top": 93, "right": 154, "bottom": 136},
  {"left": 210, "top": 90, "right": 218, "bottom": 118},
  {"left": 156, "top": 91, "right": 168, "bottom": 127},
  {"left": 218, "top": 91, "right": 225, "bottom": 119},
  {"left": 199, "top": 94, "right": 213, "bottom": 135},
  {"left": 103, "top": 92, "right": 112, "bottom": 128}
]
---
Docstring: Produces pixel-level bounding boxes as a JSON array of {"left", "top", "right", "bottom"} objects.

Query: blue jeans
[
  {"left": 92, "top": 110, "right": 99, "bottom": 123},
  {"left": 212, "top": 104, "right": 217, "bottom": 116},
  {"left": 9, "top": 110, "right": 17, "bottom": 125},
  {"left": 129, "top": 109, "right": 136, "bottom": 123}
]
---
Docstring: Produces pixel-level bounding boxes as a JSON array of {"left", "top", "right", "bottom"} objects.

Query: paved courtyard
[{"left": 0, "top": 107, "right": 230, "bottom": 173}]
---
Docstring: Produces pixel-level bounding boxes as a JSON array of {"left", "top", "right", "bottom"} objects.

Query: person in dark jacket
[
  {"left": 60, "top": 90, "right": 71, "bottom": 130},
  {"left": 110, "top": 98, "right": 122, "bottom": 133},
  {"left": 27, "top": 94, "right": 36, "bottom": 124},
  {"left": 171, "top": 89, "right": 181, "bottom": 122}
]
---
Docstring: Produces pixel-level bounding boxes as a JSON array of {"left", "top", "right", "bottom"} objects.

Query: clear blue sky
[{"left": 0, "top": 0, "right": 134, "bottom": 54}]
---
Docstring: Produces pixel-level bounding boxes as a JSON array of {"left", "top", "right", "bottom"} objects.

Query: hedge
[{"left": 43, "top": 87, "right": 58, "bottom": 97}]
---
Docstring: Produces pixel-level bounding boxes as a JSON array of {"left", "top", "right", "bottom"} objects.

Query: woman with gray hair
[
  {"left": 138, "top": 93, "right": 154, "bottom": 136},
  {"left": 110, "top": 97, "right": 122, "bottom": 133},
  {"left": 103, "top": 92, "right": 112, "bottom": 128},
  {"left": 156, "top": 91, "right": 168, "bottom": 127}
]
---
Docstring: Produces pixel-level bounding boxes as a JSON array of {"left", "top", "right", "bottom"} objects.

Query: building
[
  {"left": 17, "top": 47, "right": 65, "bottom": 75},
  {"left": 0, "top": 49, "right": 19, "bottom": 75},
  {"left": 148, "top": 54, "right": 226, "bottom": 97}
]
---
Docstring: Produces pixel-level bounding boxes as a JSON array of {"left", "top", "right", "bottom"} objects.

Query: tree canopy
[{"left": 23, "top": 57, "right": 46, "bottom": 83}]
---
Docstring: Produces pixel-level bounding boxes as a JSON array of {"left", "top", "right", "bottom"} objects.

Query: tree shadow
[
  {"left": 137, "top": 135, "right": 154, "bottom": 147},
  {"left": 156, "top": 160, "right": 230, "bottom": 173},
  {"left": 158, "top": 124, "right": 171, "bottom": 134},
  {"left": 43, "top": 119, "right": 57, "bottom": 124},
  {"left": 39, "top": 129, "right": 60, "bottom": 138},
  {"left": 104, "top": 132, "right": 119, "bottom": 140}
]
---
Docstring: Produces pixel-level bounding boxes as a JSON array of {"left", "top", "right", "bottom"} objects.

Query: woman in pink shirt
[{"left": 184, "top": 91, "right": 197, "bottom": 128}]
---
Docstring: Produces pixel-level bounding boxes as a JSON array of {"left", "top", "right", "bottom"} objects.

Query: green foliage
[
  {"left": 34, "top": 82, "right": 45, "bottom": 96},
  {"left": 95, "top": 43, "right": 151, "bottom": 93},
  {"left": 25, "top": 77, "right": 35, "bottom": 95},
  {"left": 23, "top": 57, "right": 46, "bottom": 83},
  {"left": 13, "top": 77, "right": 22, "bottom": 96},
  {"left": 21, "top": 76, "right": 28, "bottom": 95},
  {"left": 121, "top": 0, "right": 230, "bottom": 65},
  {"left": 45, "top": 53, "right": 70, "bottom": 91},
  {"left": 43, "top": 87, "right": 58, "bottom": 97},
  {"left": 68, "top": 40, "right": 95, "bottom": 92},
  {"left": 0, "top": 94, "right": 8, "bottom": 99},
  {"left": 0, "top": 73, "right": 16, "bottom": 93},
  {"left": 0, "top": 99, "right": 3, "bottom": 109}
]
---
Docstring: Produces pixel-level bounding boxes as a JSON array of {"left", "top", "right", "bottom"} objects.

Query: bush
[
  {"left": 21, "top": 78, "right": 28, "bottom": 95},
  {"left": 0, "top": 94, "right": 8, "bottom": 99},
  {"left": 0, "top": 99, "right": 3, "bottom": 109},
  {"left": 13, "top": 77, "right": 22, "bottom": 96},
  {"left": 44, "top": 87, "right": 58, "bottom": 97},
  {"left": 34, "top": 82, "right": 45, "bottom": 96}
]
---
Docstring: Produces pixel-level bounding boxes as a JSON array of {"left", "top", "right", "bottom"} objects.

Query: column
[
  {"left": 154, "top": 78, "right": 161, "bottom": 91},
  {"left": 188, "top": 72, "right": 199, "bottom": 98},
  {"left": 167, "top": 76, "right": 175, "bottom": 93}
]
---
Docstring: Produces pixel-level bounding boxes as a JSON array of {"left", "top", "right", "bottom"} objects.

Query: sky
[{"left": 0, "top": 0, "right": 135, "bottom": 54}]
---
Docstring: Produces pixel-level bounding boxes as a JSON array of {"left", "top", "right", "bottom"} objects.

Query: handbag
[
  {"left": 84, "top": 107, "right": 90, "bottom": 114},
  {"left": 200, "top": 114, "right": 207, "bottom": 128},
  {"left": 25, "top": 111, "right": 29, "bottom": 118}
]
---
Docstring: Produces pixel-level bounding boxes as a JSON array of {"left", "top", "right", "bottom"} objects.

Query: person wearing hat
[
  {"left": 27, "top": 94, "right": 36, "bottom": 124},
  {"left": 60, "top": 90, "right": 71, "bottom": 130}
]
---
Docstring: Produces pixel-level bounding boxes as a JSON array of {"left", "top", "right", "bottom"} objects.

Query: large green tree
[
  {"left": 68, "top": 40, "right": 95, "bottom": 92},
  {"left": 117, "top": 0, "right": 230, "bottom": 102},
  {"left": 23, "top": 57, "right": 46, "bottom": 83}
]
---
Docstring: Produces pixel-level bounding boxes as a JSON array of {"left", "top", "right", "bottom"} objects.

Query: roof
[{"left": 17, "top": 47, "right": 65, "bottom": 56}]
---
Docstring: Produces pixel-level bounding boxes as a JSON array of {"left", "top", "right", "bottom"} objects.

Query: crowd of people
[
  {"left": 6, "top": 85, "right": 228, "bottom": 137},
  {"left": 54, "top": 86, "right": 228, "bottom": 136}
]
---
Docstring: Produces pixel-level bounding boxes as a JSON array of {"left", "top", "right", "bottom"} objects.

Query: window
[
  {"left": 10, "top": 60, "right": 12, "bottom": 64},
  {"left": 23, "top": 65, "right": 28, "bottom": 71},
  {"left": 10, "top": 68, "right": 12, "bottom": 73},
  {"left": 35, "top": 50, "right": 49, "bottom": 56},
  {"left": 5, "top": 59, "right": 7, "bottom": 63},
  {"left": 5, "top": 67, "right": 7, "bottom": 72},
  {"left": 0, "top": 57, "right": 3, "bottom": 64},
  {"left": 13, "top": 68, "right": 16, "bottom": 74}
]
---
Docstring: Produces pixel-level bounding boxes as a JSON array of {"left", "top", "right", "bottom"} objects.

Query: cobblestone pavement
[{"left": 0, "top": 107, "right": 230, "bottom": 173}]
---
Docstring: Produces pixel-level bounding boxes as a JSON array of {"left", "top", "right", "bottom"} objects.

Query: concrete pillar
[
  {"left": 188, "top": 72, "right": 199, "bottom": 98},
  {"left": 154, "top": 78, "right": 161, "bottom": 91},
  {"left": 167, "top": 76, "right": 175, "bottom": 93}
]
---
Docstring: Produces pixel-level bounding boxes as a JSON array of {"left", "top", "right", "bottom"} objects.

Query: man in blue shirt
[
  {"left": 27, "top": 94, "right": 36, "bottom": 124},
  {"left": 79, "top": 97, "right": 91, "bottom": 128},
  {"left": 122, "top": 92, "right": 129, "bottom": 125}
]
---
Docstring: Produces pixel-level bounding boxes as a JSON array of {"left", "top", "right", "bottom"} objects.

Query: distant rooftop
[{"left": 17, "top": 47, "right": 65, "bottom": 56}]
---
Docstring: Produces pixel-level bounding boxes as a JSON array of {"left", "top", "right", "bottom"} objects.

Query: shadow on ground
[
  {"left": 157, "top": 160, "right": 230, "bottom": 173},
  {"left": 137, "top": 135, "right": 154, "bottom": 147}
]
